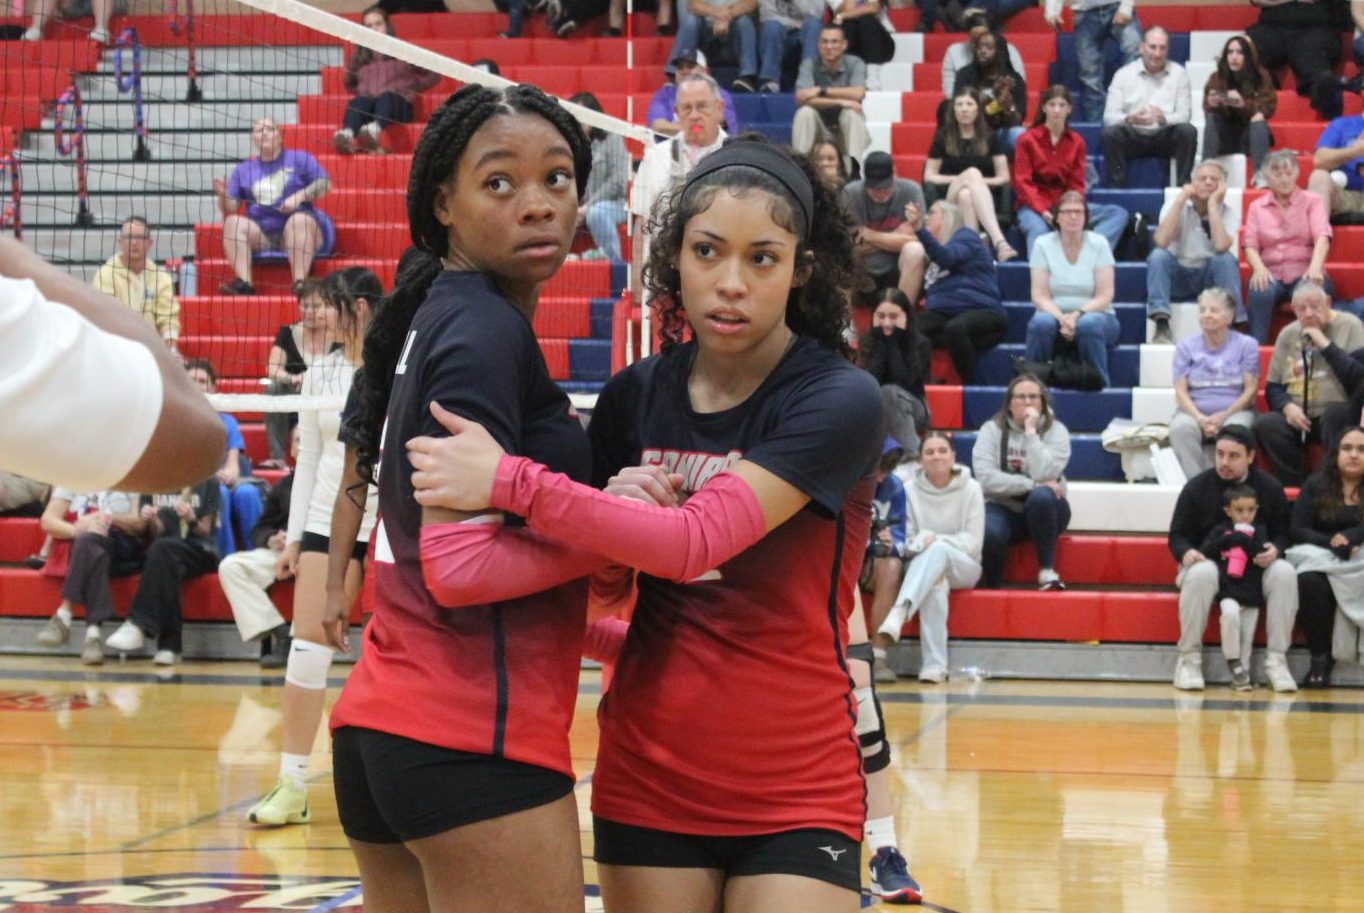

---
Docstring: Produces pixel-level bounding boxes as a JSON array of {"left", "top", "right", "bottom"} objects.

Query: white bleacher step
[
  {"left": 18, "top": 193, "right": 222, "bottom": 231},
  {"left": 41, "top": 101, "right": 298, "bottom": 133},
  {"left": 24, "top": 227, "right": 196, "bottom": 262},
  {"left": 1132, "top": 387, "right": 1178, "bottom": 425},
  {"left": 1146, "top": 301, "right": 1203, "bottom": 344},
  {"left": 1067, "top": 481, "right": 1180, "bottom": 533},
  {"left": 1188, "top": 32, "right": 1243, "bottom": 67},
  {"left": 864, "top": 92, "right": 903, "bottom": 123},
  {"left": 25, "top": 130, "right": 253, "bottom": 160},
  {"left": 878, "top": 63, "right": 913, "bottom": 92},
  {"left": 867, "top": 122, "right": 892, "bottom": 155},
  {"left": 891, "top": 32, "right": 923, "bottom": 65},
  {"left": 1140, "top": 343, "right": 1178, "bottom": 388},
  {"left": 20, "top": 161, "right": 240, "bottom": 195},
  {"left": 93, "top": 46, "right": 343, "bottom": 73},
  {"left": 81, "top": 72, "right": 322, "bottom": 102}
]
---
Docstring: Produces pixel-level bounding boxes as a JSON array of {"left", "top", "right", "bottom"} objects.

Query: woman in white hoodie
[{"left": 873, "top": 430, "right": 984, "bottom": 683}]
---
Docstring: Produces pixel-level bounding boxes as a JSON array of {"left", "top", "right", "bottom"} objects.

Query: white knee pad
[{"left": 285, "top": 638, "right": 335, "bottom": 691}]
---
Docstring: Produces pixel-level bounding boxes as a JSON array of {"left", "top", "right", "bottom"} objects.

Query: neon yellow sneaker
[{"left": 246, "top": 778, "right": 310, "bottom": 826}]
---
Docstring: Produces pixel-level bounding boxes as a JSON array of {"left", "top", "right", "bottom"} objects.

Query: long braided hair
[{"left": 345, "top": 83, "right": 592, "bottom": 484}]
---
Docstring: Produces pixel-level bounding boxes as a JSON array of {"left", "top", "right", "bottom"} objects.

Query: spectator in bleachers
[
  {"left": 1025, "top": 190, "right": 1120, "bottom": 386},
  {"left": 185, "top": 358, "right": 265, "bottom": 558},
  {"left": 1014, "top": 85, "right": 1130, "bottom": 256},
  {"left": 33, "top": 487, "right": 144, "bottom": 665},
  {"left": 668, "top": 0, "right": 761, "bottom": 93},
  {"left": 0, "top": 472, "right": 50, "bottom": 518},
  {"left": 1100, "top": 26, "right": 1196, "bottom": 189},
  {"left": 899, "top": 199, "right": 1007, "bottom": 383},
  {"left": 214, "top": 118, "right": 334, "bottom": 297},
  {"left": 941, "top": 10, "right": 1025, "bottom": 99},
  {"left": 1247, "top": 0, "right": 1350, "bottom": 121},
  {"left": 1044, "top": 0, "right": 1141, "bottom": 123},
  {"left": 829, "top": 0, "right": 896, "bottom": 74},
  {"left": 811, "top": 139, "right": 849, "bottom": 190},
  {"left": 1197, "top": 482, "right": 1266, "bottom": 691},
  {"left": 1147, "top": 161, "right": 1242, "bottom": 344},
  {"left": 262, "top": 280, "right": 336, "bottom": 469},
  {"left": 1288, "top": 424, "right": 1364, "bottom": 688},
  {"left": 1202, "top": 35, "right": 1276, "bottom": 184},
  {"left": 569, "top": 93, "right": 629, "bottom": 262},
  {"left": 90, "top": 216, "right": 179, "bottom": 353},
  {"left": 951, "top": 30, "right": 1028, "bottom": 148},
  {"left": 1170, "top": 288, "right": 1261, "bottom": 479},
  {"left": 1245, "top": 149, "right": 1333, "bottom": 344},
  {"left": 973, "top": 373, "right": 1072, "bottom": 591},
  {"left": 860, "top": 288, "right": 931, "bottom": 458},
  {"left": 631, "top": 72, "right": 727, "bottom": 297},
  {"left": 750, "top": 0, "right": 823, "bottom": 94},
  {"left": 105, "top": 477, "right": 222, "bottom": 666},
  {"left": 842, "top": 151, "right": 924, "bottom": 294},
  {"left": 1255, "top": 282, "right": 1364, "bottom": 486},
  {"left": 1167, "top": 424, "right": 1299, "bottom": 692},
  {"left": 334, "top": 5, "right": 440, "bottom": 155},
  {"left": 1307, "top": 83, "right": 1364, "bottom": 225},
  {"left": 863, "top": 438, "right": 910, "bottom": 683},
  {"left": 872, "top": 430, "right": 985, "bottom": 684},
  {"left": 924, "top": 85, "right": 1018, "bottom": 261},
  {"left": 550, "top": 0, "right": 617, "bottom": 38},
  {"left": 649, "top": 51, "right": 740, "bottom": 137},
  {"left": 218, "top": 427, "right": 297, "bottom": 669},
  {"left": 21, "top": 0, "right": 113, "bottom": 43},
  {"left": 793, "top": 25, "right": 873, "bottom": 173}
]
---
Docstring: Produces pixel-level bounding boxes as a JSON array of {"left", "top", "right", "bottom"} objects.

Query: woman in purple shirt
[
  {"left": 213, "top": 118, "right": 336, "bottom": 297},
  {"left": 1170, "top": 288, "right": 1261, "bottom": 478}
]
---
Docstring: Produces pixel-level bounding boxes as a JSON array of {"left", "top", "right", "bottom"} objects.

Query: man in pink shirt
[{"left": 1242, "top": 149, "right": 1333, "bottom": 343}]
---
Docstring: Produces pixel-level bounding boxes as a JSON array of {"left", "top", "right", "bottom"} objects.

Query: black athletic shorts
[
  {"left": 332, "top": 726, "right": 575, "bottom": 843},
  {"left": 299, "top": 531, "right": 368, "bottom": 562},
  {"left": 593, "top": 816, "right": 861, "bottom": 893}
]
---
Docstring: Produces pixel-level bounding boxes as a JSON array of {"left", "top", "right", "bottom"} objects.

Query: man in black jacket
[
  {"left": 218, "top": 429, "right": 297, "bottom": 668},
  {"left": 1167, "top": 425, "right": 1300, "bottom": 693}
]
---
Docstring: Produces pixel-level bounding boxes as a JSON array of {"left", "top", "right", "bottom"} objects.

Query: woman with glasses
[
  {"left": 972, "top": 374, "right": 1072, "bottom": 591},
  {"left": 1024, "top": 190, "right": 1120, "bottom": 387}
]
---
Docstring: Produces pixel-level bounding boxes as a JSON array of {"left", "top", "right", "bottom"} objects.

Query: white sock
[
  {"left": 865, "top": 815, "right": 899, "bottom": 852},
  {"left": 55, "top": 606, "right": 73, "bottom": 626},
  {"left": 872, "top": 646, "right": 887, "bottom": 663},
  {"left": 280, "top": 752, "right": 310, "bottom": 788},
  {"left": 84, "top": 625, "right": 100, "bottom": 641}
]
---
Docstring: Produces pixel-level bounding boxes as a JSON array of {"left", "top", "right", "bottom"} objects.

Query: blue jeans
[
  {"left": 586, "top": 199, "right": 627, "bottom": 261},
  {"left": 981, "top": 492, "right": 1072, "bottom": 588},
  {"left": 977, "top": 0, "right": 1033, "bottom": 23},
  {"left": 1074, "top": 4, "right": 1141, "bottom": 122},
  {"left": 1146, "top": 248, "right": 1245, "bottom": 322},
  {"left": 1017, "top": 203, "right": 1129, "bottom": 258},
  {"left": 668, "top": 8, "right": 759, "bottom": 78},
  {"left": 1025, "top": 309, "right": 1121, "bottom": 386},
  {"left": 758, "top": 18, "right": 821, "bottom": 84},
  {"left": 1247, "top": 273, "right": 1335, "bottom": 344},
  {"left": 217, "top": 482, "right": 263, "bottom": 558}
]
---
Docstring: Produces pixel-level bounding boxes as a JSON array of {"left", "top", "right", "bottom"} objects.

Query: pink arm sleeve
[
  {"left": 491, "top": 455, "right": 770, "bottom": 583},
  {"left": 419, "top": 519, "right": 613, "bottom": 608}
]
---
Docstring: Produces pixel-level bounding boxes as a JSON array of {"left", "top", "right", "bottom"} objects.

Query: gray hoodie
[
  {"left": 972, "top": 417, "right": 1071, "bottom": 513},
  {"left": 904, "top": 464, "right": 985, "bottom": 561}
]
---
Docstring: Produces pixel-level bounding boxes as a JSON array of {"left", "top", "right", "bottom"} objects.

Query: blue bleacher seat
[
  {"left": 973, "top": 344, "right": 1141, "bottom": 387},
  {"left": 569, "top": 338, "right": 614, "bottom": 381},
  {"left": 951, "top": 431, "right": 1124, "bottom": 480},
  {"left": 1004, "top": 302, "right": 1146, "bottom": 344},
  {"left": 590, "top": 298, "right": 615, "bottom": 340},
  {"left": 609, "top": 262, "right": 629, "bottom": 298},
  {"left": 998, "top": 262, "right": 1151, "bottom": 301},
  {"left": 962, "top": 387, "right": 1133, "bottom": 432}
]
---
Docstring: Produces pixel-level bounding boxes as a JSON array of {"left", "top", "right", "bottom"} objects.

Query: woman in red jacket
[
  {"left": 1013, "top": 85, "right": 1128, "bottom": 257},
  {"left": 333, "top": 5, "right": 441, "bottom": 155}
]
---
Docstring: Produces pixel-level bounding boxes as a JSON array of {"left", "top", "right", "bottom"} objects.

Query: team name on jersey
[
  {"left": 641, "top": 448, "right": 743, "bottom": 493},
  {"left": 149, "top": 492, "right": 201, "bottom": 510}
]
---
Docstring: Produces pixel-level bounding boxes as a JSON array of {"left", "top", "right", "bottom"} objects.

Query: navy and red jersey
[
  {"left": 330, "top": 271, "right": 593, "bottom": 779},
  {"left": 587, "top": 336, "right": 883, "bottom": 841}
]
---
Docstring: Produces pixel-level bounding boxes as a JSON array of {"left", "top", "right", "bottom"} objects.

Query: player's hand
[
  {"left": 606, "top": 465, "right": 684, "bottom": 507},
  {"left": 407, "top": 401, "right": 505, "bottom": 511},
  {"left": 275, "top": 541, "right": 300, "bottom": 580},
  {"left": 321, "top": 587, "right": 351, "bottom": 652}
]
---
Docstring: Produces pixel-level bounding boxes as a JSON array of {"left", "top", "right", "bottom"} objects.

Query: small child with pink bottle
[{"left": 1198, "top": 484, "right": 1267, "bottom": 691}]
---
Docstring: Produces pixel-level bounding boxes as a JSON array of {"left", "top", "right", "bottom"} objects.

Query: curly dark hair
[
  {"left": 345, "top": 83, "right": 593, "bottom": 485},
  {"left": 643, "top": 137, "right": 857, "bottom": 359},
  {"left": 1313, "top": 425, "right": 1364, "bottom": 524}
]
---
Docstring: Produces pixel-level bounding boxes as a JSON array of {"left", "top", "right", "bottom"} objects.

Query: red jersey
[
  {"left": 586, "top": 338, "right": 882, "bottom": 840},
  {"left": 330, "top": 272, "right": 592, "bottom": 778},
  {"left": 1013, "top": 123, "right": 1088, "bottom": 216}
]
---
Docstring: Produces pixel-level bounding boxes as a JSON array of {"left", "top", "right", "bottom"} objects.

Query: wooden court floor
[{"left": 1, "top": 655, "right": 1362, "bottom": 912}]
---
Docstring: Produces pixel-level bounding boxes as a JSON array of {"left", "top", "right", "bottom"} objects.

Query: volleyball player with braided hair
[
  {"left": 406, "top": 139, "right": 885, "bottom": 912},
  {"left": 325, "top": 84, "right": 597, "bottom": 912}
]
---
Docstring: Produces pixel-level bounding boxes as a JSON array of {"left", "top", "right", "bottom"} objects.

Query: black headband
[{"left": 681, "top": 142, "right": 815, "bottom": 238}]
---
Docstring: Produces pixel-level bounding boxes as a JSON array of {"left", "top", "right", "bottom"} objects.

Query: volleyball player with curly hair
[
  {"left": 406, "top": 139, "right": 887, "bottom": 913},
  {"left": 326, "top": 84, "right": 596, "bottom": 912}
]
